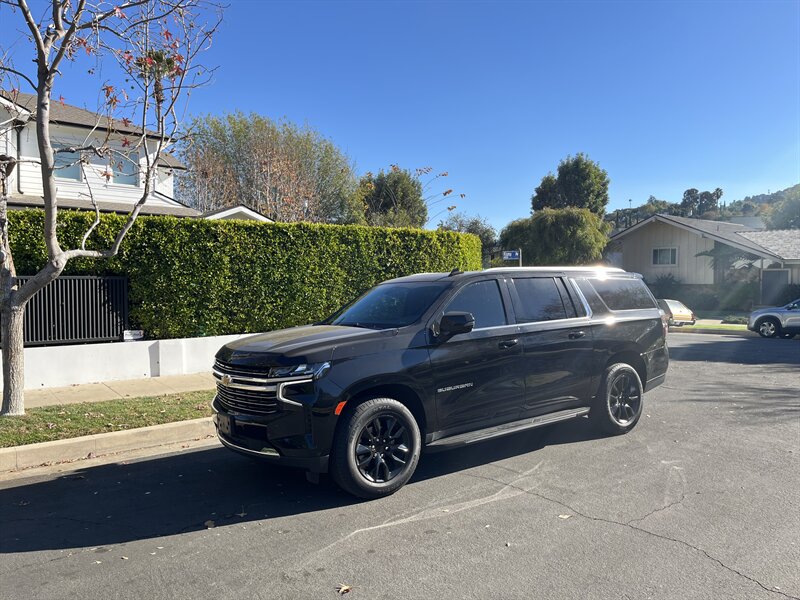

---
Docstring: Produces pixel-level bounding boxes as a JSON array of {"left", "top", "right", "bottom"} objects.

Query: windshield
[{"left": 325, "top": 282, "right": 449, "bottom": 329}]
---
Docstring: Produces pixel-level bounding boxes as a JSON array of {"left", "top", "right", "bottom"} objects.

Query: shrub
[
  {"left": 9, "top": 210, "right": 481, "bottom": 339},
  {"left": 721, "top": 316, "right": 748, "bottom": 324}
]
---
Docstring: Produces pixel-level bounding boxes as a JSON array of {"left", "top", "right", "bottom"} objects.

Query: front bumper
[{"left": 212, "top": 397, "right": 331, "bottom": 473}]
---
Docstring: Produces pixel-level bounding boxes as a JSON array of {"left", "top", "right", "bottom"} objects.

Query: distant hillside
[{"left": 736, "top": 183, "right": 800, "bottom": 205}]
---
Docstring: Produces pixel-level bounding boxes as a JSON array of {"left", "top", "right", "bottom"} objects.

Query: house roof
[
  {"left": 202, "top": 204, "right": 274, "bottom": 222},
  {"left": 9, "top": 194, "right": 200, "bottom": 218},
  {"left": 737, "top": 230, "right": 800, "bottom": 261},
  {"left": 1, "top": 91, "right": 186, "bottom": 169},
  {"left": 610, "top": 213, "right": 781, "bottom": 260}
]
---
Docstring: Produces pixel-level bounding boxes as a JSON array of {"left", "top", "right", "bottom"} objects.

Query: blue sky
[{"left": 5, "top": 0, "right": 800, "bottom": 230}]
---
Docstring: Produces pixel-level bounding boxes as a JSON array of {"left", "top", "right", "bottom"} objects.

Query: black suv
[{"left": 212, "top": 267, "right": 668, "bottom": 498}]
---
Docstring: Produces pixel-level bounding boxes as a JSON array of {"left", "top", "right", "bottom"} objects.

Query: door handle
[
  {"left": 568, "top": 331, "right": 586, "bottom": 339},
  {"left": 498, "top": 339, "right": 519, "bottom": 349}
]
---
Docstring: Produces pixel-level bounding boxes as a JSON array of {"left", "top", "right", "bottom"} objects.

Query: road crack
[{"left": 467, "top": 472, "right": 798, "bottom": 600}]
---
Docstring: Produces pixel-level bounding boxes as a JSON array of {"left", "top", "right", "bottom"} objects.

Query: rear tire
[
  {"left": 757, "top": 318, "right": 781, "bottom": 338},
  {"left": 590, "top": 363, "right": 643, "bottom": 435},
  {"left": 330, "top": 398, "right": 421, "bottom": 499}
]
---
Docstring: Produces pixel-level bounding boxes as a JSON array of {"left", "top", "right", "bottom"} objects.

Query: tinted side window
[
  {"left": 512, "top": 278, "right": 567, "bottom": 322},
  {"left": 589, "top": 277, "right": 657, "bottom": 310},
  {"left": 445, "top": 280, "right": 507, "bottom": 329},
  {"left": 575, "top": 278, "right": 609, "bottom": 315}
]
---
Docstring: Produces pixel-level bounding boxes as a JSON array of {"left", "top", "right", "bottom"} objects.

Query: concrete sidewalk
[{"left": 24, "top": 372, "right": 216, "bottom": 409}]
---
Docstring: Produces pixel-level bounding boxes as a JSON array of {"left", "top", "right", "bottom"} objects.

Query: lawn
[
  {"left": 0, "top": 390, "right": 215, "bottom": 448},
  {"left": 674, "top": 323, "right": 748, "bottom": 331}
]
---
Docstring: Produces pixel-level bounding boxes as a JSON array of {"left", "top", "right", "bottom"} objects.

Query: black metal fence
[{"left": 6, "top": 276, "right": 129, "bottom": 346}]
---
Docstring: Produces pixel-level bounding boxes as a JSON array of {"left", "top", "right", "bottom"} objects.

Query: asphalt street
[{"left": 0, "top": 333, "right": 798, "bottom": 600}]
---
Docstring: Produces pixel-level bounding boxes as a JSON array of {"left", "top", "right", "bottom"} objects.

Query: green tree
[
  {"left": 500, "top": 208, "right": 610, "bottom": 266},
  {"left": 531, "top": 154, "right": 610, "bottom": 216},
  {"left": 355, "top": 167, "right": 427, "bottom": 228},
  {"left": 437, "top": 212, "right": 496, "bottom": 256},
  {"left": 765, "top": 191, "right": 800, "bottom": 229}
]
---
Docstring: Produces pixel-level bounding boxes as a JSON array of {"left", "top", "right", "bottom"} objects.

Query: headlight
[{"left": 269, "top": 362, "right": 330, "bottom": 380}]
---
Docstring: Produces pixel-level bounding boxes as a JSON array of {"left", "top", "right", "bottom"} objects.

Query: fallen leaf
[
  {"left": 94, "top": 560, "right": 102, "bottom": 564},
  {"left": 336, "top": 584, "right": 352, "bottom": 595},
  {"left": 121, "top": 556, "right": 129, "bottom": 560},
  {"left": 204, "top": 520, "right": 215, "bottom": 529},
  {"left": 505, "top": 542, "right": 511, "bottom": 547},
  {"left": 156, "top": 546, "right": 164, "bottom": 550},
  {"left": 558, "top": 514, "right": 572, "bottom": 520}
]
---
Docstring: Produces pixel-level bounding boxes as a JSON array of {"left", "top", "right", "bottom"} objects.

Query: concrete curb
[
  {"left": 0, "top": 417, "right": 215, "bottom": 474},
  {"left": 668, "top": 327, "right": 756, "bottom": 338}
]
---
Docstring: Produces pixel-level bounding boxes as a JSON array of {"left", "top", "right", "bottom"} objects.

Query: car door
[
  {"left": 784, "top": 300, "right": 800, "bottom": 331},
  {"left": 509, "top": 276, "right": 595, "bottom": 417},
  {"left": 428, "top": 278, "right": 525, "bottom": 434}
]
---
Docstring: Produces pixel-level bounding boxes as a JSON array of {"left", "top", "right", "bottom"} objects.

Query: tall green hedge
[{"left": 8, "top": 210, "right": 481, "bottom": 339}]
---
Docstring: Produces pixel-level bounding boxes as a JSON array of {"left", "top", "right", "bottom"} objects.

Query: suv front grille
[
  {"left": 213, "top": 360, "right": 278, "bottom": 415},
  {"left": 215, "top": 384, "right": 278, "bottom": 415}
]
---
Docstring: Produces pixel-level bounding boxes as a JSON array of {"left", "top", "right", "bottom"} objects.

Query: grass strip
[
  {"left": 675, "top": 324, "right": 748, "bottom": 331},
  {"left": 0, "top": 390, "right": 214, "bottom": 448}
]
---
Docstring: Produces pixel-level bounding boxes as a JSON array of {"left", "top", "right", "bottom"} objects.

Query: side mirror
[{"left": 439, "top": 311, "right": 475, "bottom": 338}]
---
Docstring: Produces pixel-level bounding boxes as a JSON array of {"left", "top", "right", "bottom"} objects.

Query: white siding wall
[
  {"left": 0, "top": 105, "right": 19, "bottom": 191},
  {"left": 619, "top": 221, "right": 715, "bottom": 284},
  {"left": 14, "top": 122, "right": 175, "bottom": 207}
]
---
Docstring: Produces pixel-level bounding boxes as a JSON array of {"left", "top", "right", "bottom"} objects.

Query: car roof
[{"left": 384, "top": 266, "right": 630, "bottom": 284}]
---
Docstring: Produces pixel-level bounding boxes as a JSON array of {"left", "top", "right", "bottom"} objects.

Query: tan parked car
[{"left": 657, "top": 299, "right": 696, "bottom": 326}]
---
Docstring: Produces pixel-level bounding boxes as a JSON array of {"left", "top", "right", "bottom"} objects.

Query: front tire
[
  {"left": 330, "top": 398, "right": 421, "bottom": 499},
  {"left": 590, "top": 363, "right": 644, "bottom": 435},
  {"left": 757, "top": 318, "right": 781, "bottom": 338}
]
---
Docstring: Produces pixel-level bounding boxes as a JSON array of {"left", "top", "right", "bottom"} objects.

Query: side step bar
[{"left": 426, "top": 407, "right": 590, "bottom": 451}]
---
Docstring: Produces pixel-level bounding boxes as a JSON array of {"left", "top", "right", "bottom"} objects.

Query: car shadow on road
[{"left": 0, "top": 419, "right": 601, "bottom": 555}]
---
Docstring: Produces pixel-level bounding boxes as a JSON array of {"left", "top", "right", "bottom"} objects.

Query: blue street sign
[{"left": 502, "top": 250, "right": 520, "bottom": 260}]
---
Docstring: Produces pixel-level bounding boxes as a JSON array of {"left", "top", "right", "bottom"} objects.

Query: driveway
[{"left": 0, "top": 333, "right": 798, "bottom": 599}]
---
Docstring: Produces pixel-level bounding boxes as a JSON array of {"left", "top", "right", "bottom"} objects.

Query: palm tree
[{"left": 135, "top": 50, "right": 176, "bottom": 106}]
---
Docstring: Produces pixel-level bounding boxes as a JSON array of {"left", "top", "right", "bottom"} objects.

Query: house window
[
  {"left": 53, "top": 149, "right": 82, "bottom": 181},
  {"left": 113, "top": 152, "right": 139, "bottom": 186},
  {"left": 652, "top": 247, "right": 677, "bottom": 266}
]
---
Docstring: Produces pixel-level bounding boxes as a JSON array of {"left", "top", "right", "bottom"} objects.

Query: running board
[{"left": 426, "top": 407, "right": 590, "bottom": 450}]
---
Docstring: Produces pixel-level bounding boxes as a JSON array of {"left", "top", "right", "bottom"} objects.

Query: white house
[
  {"left": 607, "top": 213, "right": 800, "bottom": 304},
  {"left": 0, "top": 91, "right": 199, "bottom": 217}
]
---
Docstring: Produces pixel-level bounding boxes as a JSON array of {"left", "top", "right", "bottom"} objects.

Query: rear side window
[
  {"left": 575, "top": 279, "right": 609, "bottom": 315},
  {"left": 588, "top": 277, "right": 657, "bottom": 311},
  {"left": 445, "top": 280, "right": 507, "bottom": 329},
  {"left": 512, "top": 277, "right": 567, "bottom": 322}
]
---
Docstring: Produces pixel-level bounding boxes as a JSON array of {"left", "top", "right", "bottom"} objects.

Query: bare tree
[{"left": 0, "top": 0, "right": 221, "bottom": 415}]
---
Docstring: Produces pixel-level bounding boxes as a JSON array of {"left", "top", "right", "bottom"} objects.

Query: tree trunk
[{"left": 1, "top": 305, "right": 25, "bottom": 415}]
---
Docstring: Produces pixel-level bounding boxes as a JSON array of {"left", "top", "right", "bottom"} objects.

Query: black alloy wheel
[
  {"left": 331, "top": 397, "right": 421, "bottom": 499},
  {"left": 590, "top": 363, "right": 644, "bottom": 435},
  {"left": 355, "top": 414, "right": 411, "bottom": 483},
  {"left": 607, "top": 370, "right": 642, "bottom": 426}
]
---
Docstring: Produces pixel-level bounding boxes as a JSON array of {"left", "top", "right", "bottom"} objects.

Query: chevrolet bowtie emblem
[{"left": 221, "top": 374, "right": 233, "bottom": 386}]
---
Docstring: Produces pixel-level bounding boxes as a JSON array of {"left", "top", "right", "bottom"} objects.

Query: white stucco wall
[{"left": 0, "top": 333, "right": 256, "bottom": 390}]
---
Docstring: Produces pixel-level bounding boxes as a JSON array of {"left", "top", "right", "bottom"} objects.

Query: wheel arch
[
  {"left": 339, "top": 382, "right": 429, "bottom": 437},
  {"left": 605, "top": 350, "right": 646, "bottom": 386}
]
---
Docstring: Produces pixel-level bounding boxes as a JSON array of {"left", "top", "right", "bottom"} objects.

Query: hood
[{"left": 216, "top": 325, "right": 390, "bottom": 367}]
